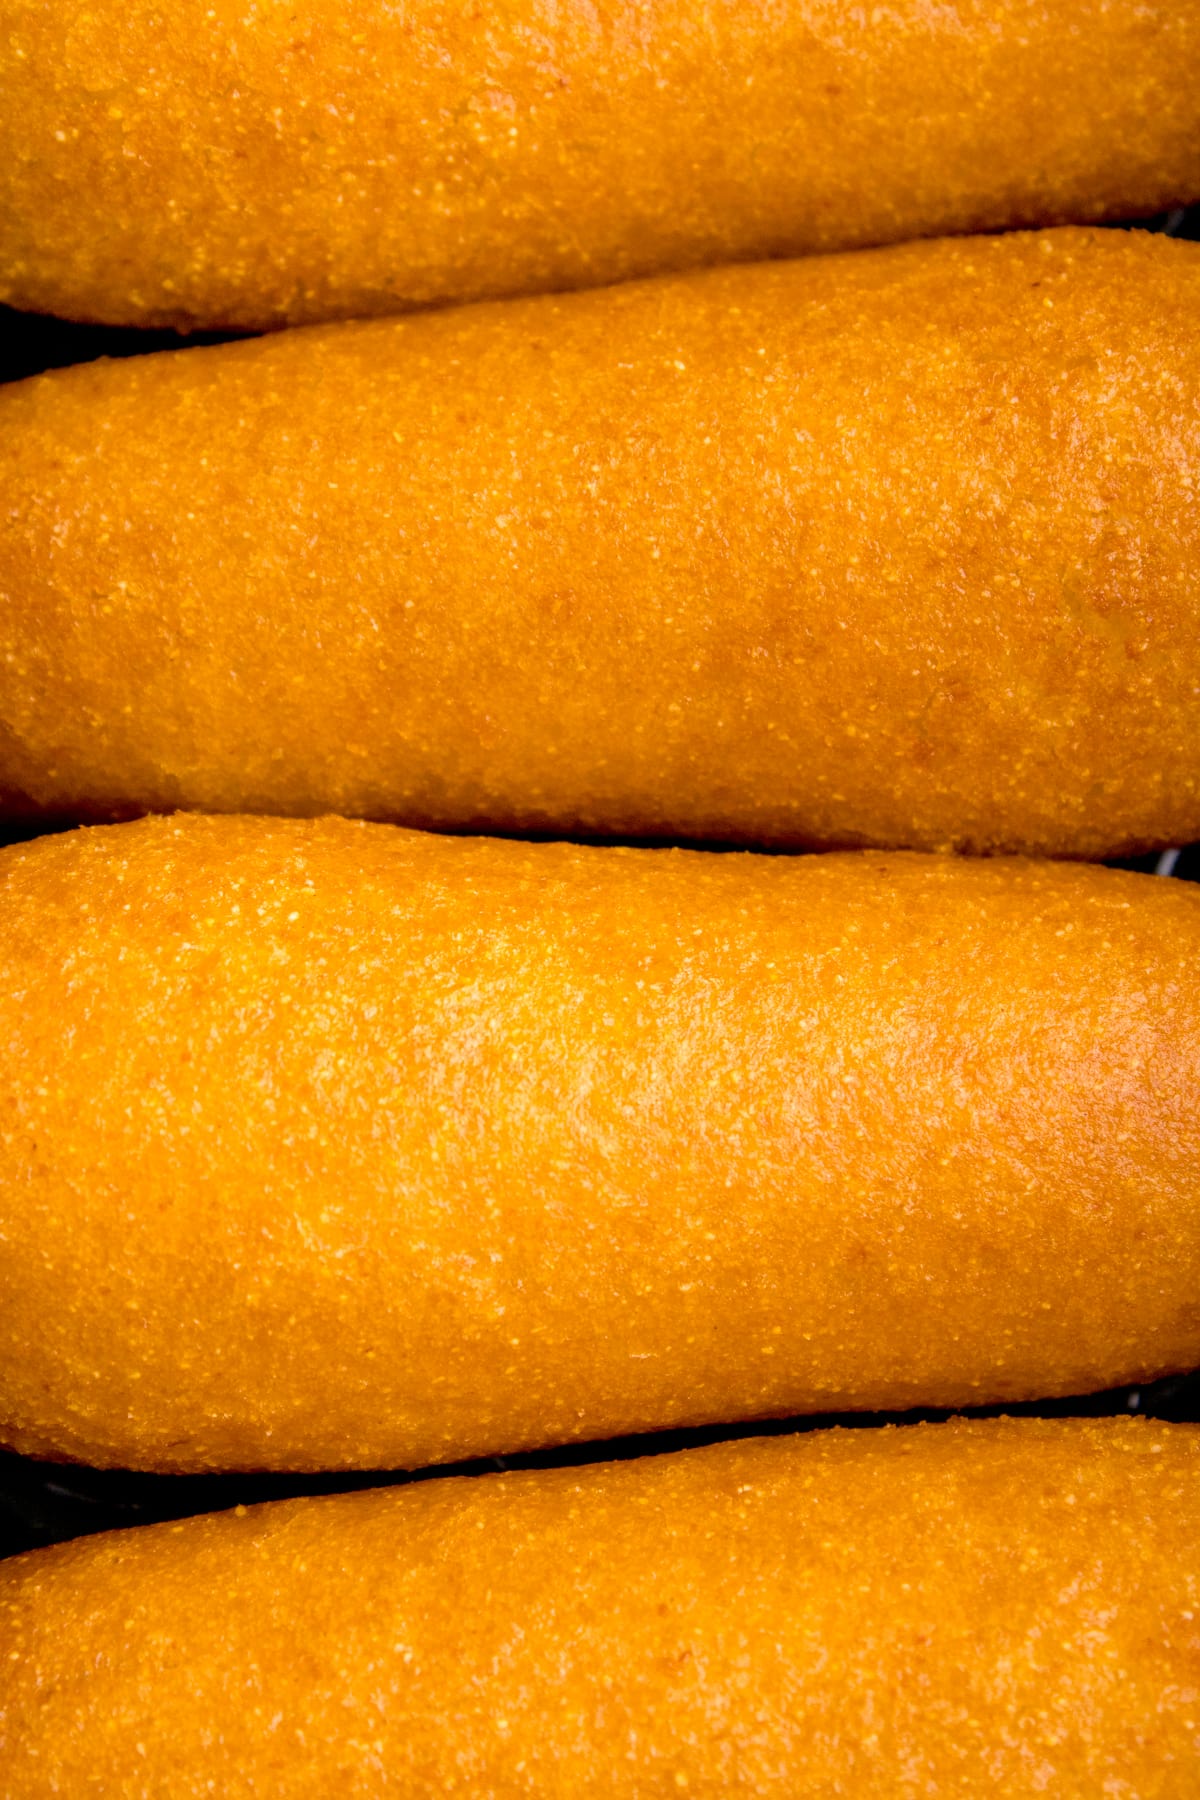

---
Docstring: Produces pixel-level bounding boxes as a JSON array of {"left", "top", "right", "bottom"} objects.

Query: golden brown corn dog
[
  {"left": 3, "top": 1420, "right": 1199, "bottom": 1795},
  {"left": 1, "top": 2, "right": 1198, "bottom": 329},
  {"left": 2, "top": 813, "right": 1199, "bottom": 1474},
  {"left": 2, "top": 228, "right": 1199, "bottom": 856}
]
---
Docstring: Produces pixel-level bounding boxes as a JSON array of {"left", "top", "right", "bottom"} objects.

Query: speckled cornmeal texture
[
  {"left": 2, "top": 813, "right": 1199, "bottom": 1473},
  {"left": 0, "top": 1, "right": 1198, "bottom": 328},
  {"left": 2, "top": 1420, "right": 1199, "bottom": 1795},
  {"left": 3, "top": 228, "right": 1199, "bottom": 856}
]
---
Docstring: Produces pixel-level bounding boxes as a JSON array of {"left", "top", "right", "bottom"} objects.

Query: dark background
[{"left": 3, "top": 207, "right": 1199, "bottom": 1562}]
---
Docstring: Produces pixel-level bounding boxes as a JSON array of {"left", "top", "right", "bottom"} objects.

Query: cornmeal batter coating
[
  {"left": 2, "top": 1420, "right": 1199, "bottom": 1795},
  {"left": 2, "top": 229, "right": 1199, "bottom": 856},
  {"left": 1, "top": 814, "right": 1198, "bottom": 1474},
  {"left": 0, "top": 1, "right": 1197, "bottom": 328}
]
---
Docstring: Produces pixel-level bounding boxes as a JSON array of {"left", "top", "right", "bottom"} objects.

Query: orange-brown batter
[
  {"left": 2, "top": 1419, "right": 1199, "bottom": 1794},
  {"left": 1, "top": 813, "right": 1198, "bottom": 1474},
  {"left": 3, "top": 227, "right": 1200, "bottom": 857},
  {"left": 0, "top": 2, "right": 1197, "bottom": 328}
]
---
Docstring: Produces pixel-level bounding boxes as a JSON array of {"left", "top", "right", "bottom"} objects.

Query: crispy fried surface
[
  {"left": 1, "top": 814, "right": 1197, "bottom": 1472},
  {"left": 3, "top": 229, "right": 1200, "bottom": 855},
  {"left": 0, "top": 1, "right": 1197, "bottom": 327},
  {"left": 2, "top": 1419, "right": 1199, "bottom": 1794}
]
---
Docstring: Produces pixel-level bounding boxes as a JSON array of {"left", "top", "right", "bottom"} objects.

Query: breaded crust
[
  {"left": 2, "top": 229, "right": 1199, "bottom": 856},
  {"left": 2, "top": 1419, "right": 1199, "bottom": 1794},
  {"left": 0, "top": 1, "right": 1197, "bottom": 327},
  {"left": 1, "top": 814, "right": 1198, "bottom": 1472}
]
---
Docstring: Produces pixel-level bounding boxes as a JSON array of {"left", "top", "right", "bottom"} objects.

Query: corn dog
[
  {"left": 2, "top": 228, "right": 1198, "bottom": 856},
  {"left": 3, "top": 1419, "right": 1199, "bottom": 1795},
  {"left": 2, "top": 813, "right": 1198, "bottom": 1473},
  {"left": 1, "top": 2, "right": 1198, "bottom": 329}
]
